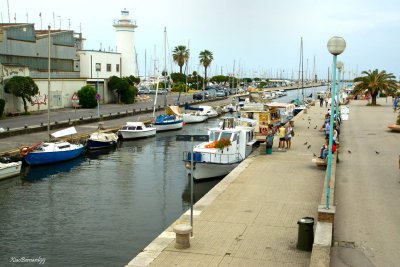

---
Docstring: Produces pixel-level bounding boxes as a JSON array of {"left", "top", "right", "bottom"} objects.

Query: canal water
[{"left": 0, "top": 86, "right": 326, "bottom": 267}]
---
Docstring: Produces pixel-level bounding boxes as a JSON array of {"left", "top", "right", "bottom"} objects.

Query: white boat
[
  {"left": 198, "top": 105, "right": 219, "bottom": 118},
  {"left": 22, "top": 127, "right": 85, "bottom": 166},
  {"left": 0, "top": 161, "right": 22, "bottom": 180},
  {"left": 86, "top": 131, "right": 118, "bottom": 150},
  {"left": 184, "top": 117, "right": 257, "bottom": 180},
  {"left": 118, "top": 122, "right": 156, "bottom": 139},
  {"left": 182, "top": 113, "right": 208, "bottom": 124}
]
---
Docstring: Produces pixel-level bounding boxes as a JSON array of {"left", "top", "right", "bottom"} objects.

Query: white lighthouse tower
[{"left": 113, "top": 9, "right": 138, "bottom": 77}]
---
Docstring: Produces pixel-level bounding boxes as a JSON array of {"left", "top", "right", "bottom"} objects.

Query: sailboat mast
[
  {"left": 163, "top": 27, "right": 167, "bottom": 107},
  {"left": 301, "top": 37, "right": 304, "bottom": 99},
  {"left": 47, "top": 25, "right": 51, "bottom": 141}
]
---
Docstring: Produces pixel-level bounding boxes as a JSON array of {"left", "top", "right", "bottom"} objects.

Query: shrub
[
  {"left": 0, "top": 99, "right": 5, "bottom": 117},
  {"left": 77, "top": 85, "right": 97, "bottom": 108},
  {"left": 397, "top": 110, "right": 400, "bottom": 125},
  {"left": 121, "top": 86, "right": 136, "bottom": 104}
]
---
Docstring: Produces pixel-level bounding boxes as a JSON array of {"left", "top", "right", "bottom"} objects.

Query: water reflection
[{"left": 21, "top": 156, "right": 85, "bottom": 182}]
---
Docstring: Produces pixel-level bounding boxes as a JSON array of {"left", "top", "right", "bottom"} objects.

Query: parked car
[
  {"left": 137, "top": 87, "right": 150, "bottom": 95},
  {"left": 193, "top": 91, "right": 208, "bottom": 100},
  {"left": 216, "top": 89, "right": 226, "bottom": 97}
]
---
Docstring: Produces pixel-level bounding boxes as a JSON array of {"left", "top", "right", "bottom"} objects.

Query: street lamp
[
  {"left": 326, "top": 36, "right": 346, "bottom": 209},
  {"left": 336, "top": 61, "right": 344, "bottom": 119},
  {"left": 95, "top": 63, "right": 101, "bottom": 117}
]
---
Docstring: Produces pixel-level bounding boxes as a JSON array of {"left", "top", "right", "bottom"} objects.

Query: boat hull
[
  {"left": 0, "top": 161, "right": 22, "bottom": 181},
  {"left": 189, "top": 161, "right": 240, "bottom": 180},
  {"left": 24, "top": 147, "right": 85, "bottom": 166},
  {"left": 118, "top": 129, "right": 156, "bottom": 139},
  {"left": 154, "top": 121, "right": 183, "bottom": 132},
  {"left": 86, "top": 139, "right": 117, "bottom": 150},
  {"left": 182, "top": 114, "right": 208, "bottom": 124}
]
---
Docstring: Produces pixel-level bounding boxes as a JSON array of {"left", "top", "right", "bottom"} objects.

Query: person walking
[
  {"left": 393, "top": 96, "right": 399, "bottom": 112},
  {"left": 319, "top": 96, "right": 324, "bottom": 107}
]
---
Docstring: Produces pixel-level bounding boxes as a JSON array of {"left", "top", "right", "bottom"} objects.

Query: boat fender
[{"left": 19, "top": 146, "right": 30, "bottom": 157}]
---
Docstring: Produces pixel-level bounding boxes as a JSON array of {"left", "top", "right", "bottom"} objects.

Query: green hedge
[{"left": 0, "top": 99, "right": 5, "bottom": 118}]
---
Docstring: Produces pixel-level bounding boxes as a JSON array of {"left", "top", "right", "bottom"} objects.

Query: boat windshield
[{"left": 219, "top": 132, "right": 232, "bottom": 141}]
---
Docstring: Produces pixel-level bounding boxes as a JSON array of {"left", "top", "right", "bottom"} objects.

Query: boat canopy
[
  {"left": 51, "top": 127, "right": 77, "bottom": 138},
  {"left": 184, "top": 103, "right": 203, "bottom": 111},
  {"left": 166, "top": 106, "right": 182, "bottom": 116}
]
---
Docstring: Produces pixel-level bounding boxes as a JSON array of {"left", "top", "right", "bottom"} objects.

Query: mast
[
  {"left": 163, "top": 27, "right": 167, "bottom": 108},
  {"left": 301, "top": 37, "right": 304, "bottom": 99},
  {"left": 47, "top": 25, "right": 51, "bottom": 141}
]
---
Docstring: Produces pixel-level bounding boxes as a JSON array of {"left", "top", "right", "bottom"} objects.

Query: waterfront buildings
[{"left": 0, "top": 9, "right": 138, "bottom": 114}]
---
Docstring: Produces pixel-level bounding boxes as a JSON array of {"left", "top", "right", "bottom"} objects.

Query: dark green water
[{"left": 0, "top": 119, "right": 221, "bottom": 267}]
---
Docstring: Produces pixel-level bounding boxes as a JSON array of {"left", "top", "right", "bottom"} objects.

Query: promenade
[{"left": 127, "top": 104, "right": 331, "bottom": 266}]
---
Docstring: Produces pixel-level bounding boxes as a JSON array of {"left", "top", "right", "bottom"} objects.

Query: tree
[
  {"left": 353, "top": 69, "right": 397, "bottom": 106},
  {"left": 199, "top": 50, "right": 213, "bottom": 89},
  {"left": 108, "top": 76, "right": 129, "bottom": 104},
  {"left": 77, "top": 85, "right": 97, "bottom": 108},
  {"left": 4, "top": 76, "right": 39, "bottom": 113},
  {"left": 210, "top": 75, "right": 228, "bottom": 84},
  {"left": 172, "top": 45, "right": 190, "bottom": 74},
  {"left": 170, "top": 72, "right": 186, "bottom": 83}
]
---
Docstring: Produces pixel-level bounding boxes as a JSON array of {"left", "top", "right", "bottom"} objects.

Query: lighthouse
[{"left": 113, "top": 9, "right": 138, "bottom": 77}]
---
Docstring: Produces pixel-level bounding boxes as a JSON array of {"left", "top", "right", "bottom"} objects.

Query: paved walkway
[
  {"left": 127, "top": 104, "right": 331, "bottom": 266},
  {"left": 331, "top": 98, "right": 400, "bottom": 267}
]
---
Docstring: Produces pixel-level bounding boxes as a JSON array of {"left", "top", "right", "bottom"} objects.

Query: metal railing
[{"left": 182, "top": 151, "right": 243, "bottom": 164}]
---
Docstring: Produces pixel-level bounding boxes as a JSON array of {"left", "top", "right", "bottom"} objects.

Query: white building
[{"left": 113, "top": 9, "right": 138, "bottom": 77}]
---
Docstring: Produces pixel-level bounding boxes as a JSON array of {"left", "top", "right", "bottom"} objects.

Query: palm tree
[
  {"left": 172, "top": 45, "right": 190, "bottom": 74},
  {"left": 353, "top": 69, "right": 397, "bottom": 105},
  {"left": 199, "top": 50, "right": 213, "bottom": 90}
]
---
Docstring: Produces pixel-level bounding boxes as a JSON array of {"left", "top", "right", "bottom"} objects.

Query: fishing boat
[
  {"left": 183, "top": 117, "right": 256, "bottom": 180},
  {"left": 86, "top": 131, "right": 118, "bottom": 150},
  {"left": 118, "top": 121, "right": 156, "bottom": 139},
  {"left": 21, "top": 127, "right": 85, "bottom": 166},
  {"left": 0, "top": 160, "right": 22, "bottom": 181}
]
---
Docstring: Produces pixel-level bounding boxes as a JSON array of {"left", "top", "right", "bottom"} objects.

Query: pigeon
[
  {"left": 307, "top": 126, "right": 309, "bottom": 129},
  {"left": 313, "top": 153, "right": 317, "bottom": 157},
  {"left": 307, "top": 145, "right": 311, "bottom": 149},
  {"left": 314, "top": 126, "right": 318, "bottom": 129},
  {"left": 303, "top": 142, "right": 308, "bottom": 145},
  {"left": 347, "top": 150, "right": 351, "bottom": 154},
  {"left": 308, "top": 121, "right": 311, "bottom": 125},
  {"left": 375, "top": 151, "right": 380, "bottom": 155}
]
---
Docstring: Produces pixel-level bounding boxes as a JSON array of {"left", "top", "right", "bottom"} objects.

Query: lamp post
[
  {"left": 95, "top": 63, "right": 101, "bottom": 117},
  {"left": 326, "top": 36, "right": 346, "bottom": 209},
  {"left": 336, "top": 61, "right": 344, "bottom": 119}
]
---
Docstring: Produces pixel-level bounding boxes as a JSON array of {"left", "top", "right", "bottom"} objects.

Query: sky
[{"left": 1, "top": 0, "right": 399, "bottom": 80}]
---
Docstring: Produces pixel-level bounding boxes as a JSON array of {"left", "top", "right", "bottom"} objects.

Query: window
[
  {"left": 116, "top": 64, "right": 120, "bottom": 72},
  {"left": 107, "top": 64, "right": 111, "bottom": 72}
]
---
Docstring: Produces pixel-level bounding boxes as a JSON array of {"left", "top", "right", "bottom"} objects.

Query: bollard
[{"left": 173, "top": 224, "right": 192, "bottom": 249}]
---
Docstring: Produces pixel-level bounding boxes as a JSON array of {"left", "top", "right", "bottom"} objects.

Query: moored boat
[
  {"left": 21, "top": 127, "right": 85, "bottom": 166},
  {"left": 0, "top": 161, "right": 22, "bottom": 181},
  {"left": 154, "top": 106, "right": 183, "bottom": 132},
  {"left": 183, "top": 117, "right": 256, "bottom": 180},
  {"left": 86, "top": 131, "right": 118, "bottom": 150},
  {"left": 118, "top": 121, "right": 156, "bottom": 139}
]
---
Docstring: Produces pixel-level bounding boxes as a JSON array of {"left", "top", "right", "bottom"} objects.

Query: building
[{"left": 113, "top": 9, "right": 138, "bottom": 77}]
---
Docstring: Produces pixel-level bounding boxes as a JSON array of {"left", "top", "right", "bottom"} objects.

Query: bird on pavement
[
  {"left": 375, "top": 151, "right": 380, "bottom": 155},
  {"left": 313, "top": 153, "right": 317, "bottom": 157},
  {"left": 348, "top": 150, "right": 351, "bottom": 154},
  {"left": 307, "top": 145, "right": 311, "bottom": 149},
  {"left": 314, "top": 126, "right": 318, "bottom": 129},
  {"left": 303, "top": 142, "right": 308, "bottom": 145}
]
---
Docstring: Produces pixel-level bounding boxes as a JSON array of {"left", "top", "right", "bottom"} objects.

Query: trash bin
[{"left": 296, "top": 217, "right": 314, "bottom": 251}]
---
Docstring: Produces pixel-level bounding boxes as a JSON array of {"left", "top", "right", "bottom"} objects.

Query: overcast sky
[{"left": 1, "top": 0, "right": 399, "bottom": 80}]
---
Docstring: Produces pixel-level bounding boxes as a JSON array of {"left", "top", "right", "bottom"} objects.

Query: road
[
  {"left": 330, "top": 98, "right": 400, "bottom": 266},
  {"left": 0, "top": 93, "right": 197, "bottom": 130}
]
